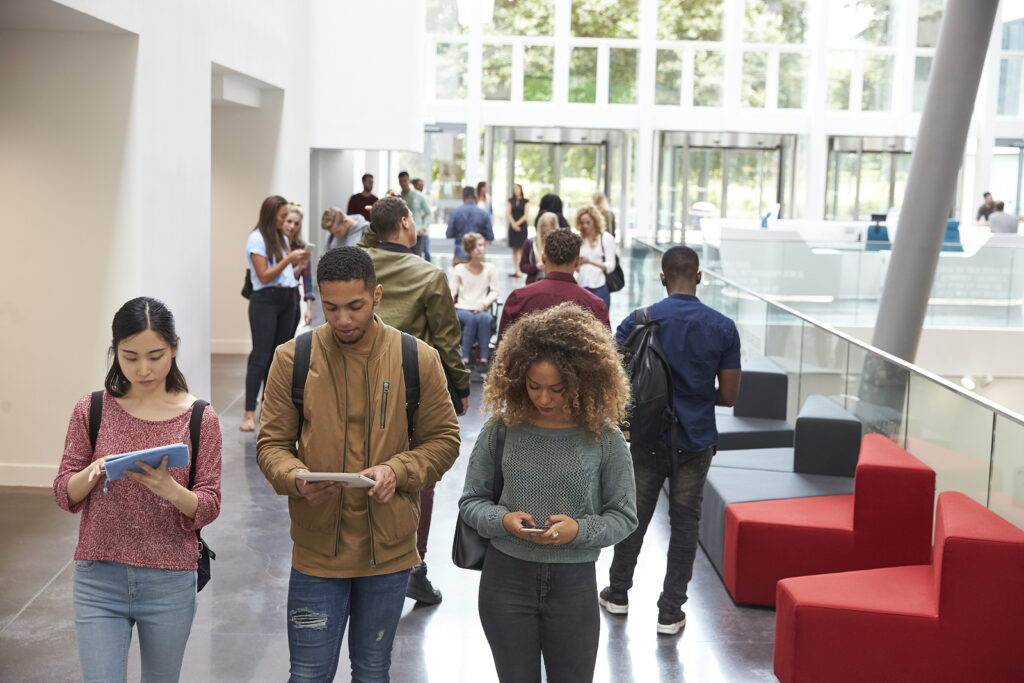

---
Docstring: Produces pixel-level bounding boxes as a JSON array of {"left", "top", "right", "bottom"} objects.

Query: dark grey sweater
[{"left": 459, "top": 420, "right": 638, "bottom": 564}]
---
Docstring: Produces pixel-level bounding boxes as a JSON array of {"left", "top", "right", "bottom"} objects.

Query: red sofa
[
  {"left": 774, "top": 491, "right": 1024, "bottom": 682},
  {"left": 722, "top": 434, "right": 934, "bottom": 606}
]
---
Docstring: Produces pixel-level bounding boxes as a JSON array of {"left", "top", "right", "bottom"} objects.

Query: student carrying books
[{"left": 53, "top": 297, "right": 222, "bottom": 683}]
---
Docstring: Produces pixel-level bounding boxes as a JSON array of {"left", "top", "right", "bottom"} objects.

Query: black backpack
[
  {"left": 621, "top": 306, "right": 676, "bottom": 447},
  {"left": 291, "top": 330, "right": 421, "bottom": 444}
]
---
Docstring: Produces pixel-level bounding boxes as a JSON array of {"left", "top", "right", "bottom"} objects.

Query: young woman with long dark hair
[
  {"left": 241, "top": 195, "right": 310, "bottom": 431},
  {"left": 507, "top": 183, "right": 529, "bottom": 276},
  {"left": 53, "top": 297, "right": 222, "bottom": 683},
  {"left": 460, "top": 302, "right": 638, "bottom": 683}
]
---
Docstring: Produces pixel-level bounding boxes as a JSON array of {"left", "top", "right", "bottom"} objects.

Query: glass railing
[
  {"left": 636, "top": 239, "right": 1024, "bottom": 530},
  {"left": 694, "top": 233, "right": 1024, "bottom": 328}
]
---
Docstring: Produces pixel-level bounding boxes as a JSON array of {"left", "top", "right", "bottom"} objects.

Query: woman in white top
[
  {"left": 574, "top": 205, "right": 617, "bottom": 310},
  {"left": 242, "top": 195, "right": 310, "bottom": 432},
  {"left": 451, "top": 232, "right": 499, "bottom": 367}
]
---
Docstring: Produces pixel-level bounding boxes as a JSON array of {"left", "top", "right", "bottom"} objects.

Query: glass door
[{"left": 558, "top": 144, "right": 605, "bottom": 218}]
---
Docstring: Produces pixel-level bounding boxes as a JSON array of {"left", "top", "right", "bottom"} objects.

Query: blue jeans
[
  {"left": 608, "top": 443, "right": 714, "bottom": 613},
  {"left": 585, "top": 284, "right": 611, "bottom": 310},
  {"left": 456, "top": 309, "right": 493, "bottom": 361},
  {"left": 287, "top": 567, "right": 411, "bottom": 683},
  {"left": 417, "top": 234, "right": 431, "bottom": 262},
  {"left": 73, "top": 560, "right": 197, "bottom": 683}
]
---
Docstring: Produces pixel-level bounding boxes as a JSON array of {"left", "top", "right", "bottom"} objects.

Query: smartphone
[
  {"left": 521, "top": 523, "right": 551, "bottom": 533},
  {"left": 303, "top": 242, "right": 315, "bottom": 250}
]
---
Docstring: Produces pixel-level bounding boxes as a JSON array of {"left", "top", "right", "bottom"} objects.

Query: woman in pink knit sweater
[{"left": 53, "top": 297, "right": 222, "bottom": 683}]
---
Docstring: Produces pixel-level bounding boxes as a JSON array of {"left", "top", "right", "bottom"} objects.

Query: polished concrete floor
[{"left": 0, "top": 247, "right": 778, "bottom": 682}]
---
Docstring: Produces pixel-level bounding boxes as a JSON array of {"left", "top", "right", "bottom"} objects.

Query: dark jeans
[
  {"left": 415, "top": 234, "right": 431, "bottom": 262},
  {"left": 479, "top": 546, "right": 599, "bottom": 683},
  {"left": 608, "top": 443, "right": 714, "bottom": 614},
  {"left": 286, "top": 567, "right": 411, "bottom": 683},
  {"left": 245, "top": 287, "right": 298, "bottom": 411}
]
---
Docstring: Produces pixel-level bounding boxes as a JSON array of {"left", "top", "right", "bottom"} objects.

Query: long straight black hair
[{"left": 104, "top": 297, "right": 189, "bottom": 397}]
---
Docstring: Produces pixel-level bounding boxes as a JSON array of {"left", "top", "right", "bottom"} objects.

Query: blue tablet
[{"left": 103, "top": 443, "right": 190, "bottom": 481}]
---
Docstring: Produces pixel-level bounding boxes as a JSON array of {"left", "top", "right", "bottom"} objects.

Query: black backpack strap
[
  {"left": 292, "top": 331, "right": 313, "bottom": 439},
  {"left": 88, "top": 390, "right": 104, "bottom": 452},
  {"left": 400, "top": 332, "right": 420, "bottom": 443},
  {"left": 492, "top": 422, "right": 506, "bottom": 499},
  {"left": 187, "top": 400, "right": 209, "bottom": 490}
]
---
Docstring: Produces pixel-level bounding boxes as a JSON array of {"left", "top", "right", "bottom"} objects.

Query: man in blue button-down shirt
[
  {"left": 599, "top": 245, "right": 741, "bottom": 636},
  {"left": 446, "top": 186, "right": 494, "bottom": 264}
]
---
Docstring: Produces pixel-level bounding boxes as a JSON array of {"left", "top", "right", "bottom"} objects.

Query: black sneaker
[
  {"left": 598, "top": 586, "right": 629, "bottom": 615},
  {"left": 406, "top": 563, "right": 442, "bottom": 605},
  {"left": 657, "top": 610, "right": 686, "bottom": 635}
]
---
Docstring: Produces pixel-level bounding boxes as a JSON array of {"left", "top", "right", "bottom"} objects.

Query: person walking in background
[
  {"left": 321, "top": 207, "right": 369, "bottom": 251},
  {"left": 460, "top": 302, "right": 638, "bottom": 683},
  {"left": 600, "top": 246, "right": 741, "bottom": 637},
  {"left": 284, "top": 203, "right": 314, "bottom": 330},
  {"left": 534, "top": 193, "right": 569, "bottom": 228},
  {"left": 593, "top": 191, "right": 616, "bottom": 238},
  {"left": 54, "top": 297, "right": 222, "bottom": 683},
  {"left": 497, "top": 229, "right": 609, "bottom": 347},
  {"left": 346, "top": 173, "right": 378, "bottom": 222},
  {"left": 242, "top": 195, "right": 310, "bottom": 432},
  {"left": 574, "top": 205, "right": 617, "bottom": 311},
  {"left": 362, "top": 196, "right": 470, "bottom": 605},
  {"left": 520, "top": 212, "right": 559, "bottom": 285},
  {"left": 412, "top": 177, "right": 426, "bottom": 193},
  {"left": 447, "top": 186, "right": 494, "bottom": 266},
  {"left": 257, "top": 247, "right": 460, "bottom": 682},
  {"left": 399, "top": 170, "right": 432, "bottom": 261},
  {"left": 507, "top": 183, "right": 529, "bottom": 277},
  {"left": 450, "top": 232, "right": 498, "bottom": 370},
  {"left": 976, "top": 191, "right": 995, "bottom": 223},
  {"left": 476, "top": 180, "right": 493, "bottom": 216}
]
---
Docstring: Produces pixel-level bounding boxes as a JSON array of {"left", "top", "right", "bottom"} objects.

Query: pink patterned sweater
[{"left": 53, "top": 391, "right": 222, "bottom": 570}]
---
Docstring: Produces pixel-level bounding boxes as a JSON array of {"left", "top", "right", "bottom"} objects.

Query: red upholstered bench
[
  {"left": 774, "top": 491, "right": 1024, "bottom": 683},
  {"left": 722, "top": 434, "right": 934, "bottom": 606}
]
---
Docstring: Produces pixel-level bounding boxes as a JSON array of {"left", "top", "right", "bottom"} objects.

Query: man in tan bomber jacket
[{"left": 256, "top": 246, "right": 460, "bottom": 682}]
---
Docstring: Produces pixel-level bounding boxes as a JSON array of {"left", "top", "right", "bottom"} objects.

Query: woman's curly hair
[{"left": 483, "top": 302, "right": 630, "bottom": 437}]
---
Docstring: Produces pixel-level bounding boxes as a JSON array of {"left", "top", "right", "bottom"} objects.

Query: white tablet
[{"left": 295, "top": 472, "right": 375, "bottom": 487}]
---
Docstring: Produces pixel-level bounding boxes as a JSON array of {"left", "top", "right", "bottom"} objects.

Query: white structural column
[
  {"left": 872, "top": 0, "right": 1001, "bottom": 361},
  {"left": 633, "top": 0, "right": 658, "bottom": 239},
  {"left": 805, "top": 0, "right": 829, "bottom": 220}
]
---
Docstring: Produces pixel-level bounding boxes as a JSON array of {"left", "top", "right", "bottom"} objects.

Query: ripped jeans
[{"left": 286, "top": 567, "right": 411, "bottom": 683}]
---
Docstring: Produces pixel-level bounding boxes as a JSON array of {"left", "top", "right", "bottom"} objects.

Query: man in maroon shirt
[
  {"left": 346, "top": 173, "right": 378, "bottom": 222},
  {"left": 496, "top": 229, "right": 609, "bottom": 347}
]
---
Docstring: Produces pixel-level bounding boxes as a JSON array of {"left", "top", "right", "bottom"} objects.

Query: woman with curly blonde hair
[
  {"left": 574, "top": 204, "right": 617, "bottom": 310},
  {"left": 459, "top": 302, "right": 638, "bottom": 683}
]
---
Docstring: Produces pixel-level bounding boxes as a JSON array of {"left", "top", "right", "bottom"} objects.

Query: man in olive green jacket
[
  {"left": 257, "top": 246, "right": 460, "bottom": 681},
  {"left": 359, "top": 195, "right": 469, "bottom": 605}
]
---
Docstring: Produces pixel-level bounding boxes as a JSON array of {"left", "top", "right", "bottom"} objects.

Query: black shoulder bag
[
  {"left": 452, "top": 422, "right": 506, "bottom": 571},
  {"left": 600, "top": 235, "right": 625, "bottom": 292},
  {"left": 89, "top": 392, "right": 216, "bottom": 592}
]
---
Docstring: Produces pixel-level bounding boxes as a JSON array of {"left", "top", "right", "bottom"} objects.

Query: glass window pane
[
  {"left": 892, "top": 153, "right": 912, "bottom": 210},
  {"left": 513, "top": 143, "right": 555, "bottom": 209},
  {"left": 917, "top": 0, "right": 944, "bottom": 47},
  {"left": 687, "top": 148, "right": 724, "bottom": 218},
  {"left": 744, "top": 0, "right": 809, "bottom": 43},
  {"left": 426, "top": 0, "right": 465, "bottom": 34},
  {"left": 999, "top": 56, "right": 1023, "bottom": 117},
  {"left": 826, "top": 148, "right": 858, "bottom": 219},
  {"left": 659, "top": 0, "right": 724, "bottom": 41},
  {"left": 482, "top": 45, "right": 512, "bottom": 101},
  {"left": 913, "top": 56, "right": 932, "bottom": 112},
  {"left": 486, "top": 0, "right": 554, "bottom": 36},
  {"left": 726, "top": 149, "right": 778, "bottom": 218},
  {"left": 560, "top": 145, "right": 603, "bottom": 216},
  {"left": 435, "top": 42, "right": 468, "bottom": 100},
  {"left": 1002, "top": 15, "right": 1024, "bottom": 50},
  {"left": 569, "top": 47, "right": 598, "bottom": 103},
  {"left": 828, "top": 0, "right": 894, "bottom": 46},
  {"left": 656, "top": 49, "right": 682, "bottom": 105},
  {"left": 862, "top": 55, "right": 894, "bottom": 111},
  {"left": 693, "top": 50, "right": 723, "bottom": 107},
  {"left": 858, "top": 152, "right": 892, "bottom": 218},
  {"left": 524, "top": 45, "right": 554, "bottom": 101},
  {"left": 778, "top": 52, "right": 806, "bottom": 108},
  {"left": 572, "top": 0, "right": 638, "bottom": 38},
  {"left": 741, "top": 51, "right": 768, "bottom": 107},
  {"left": 609, "top": 48, "right": 638, "bottom": 104},
  {"left": 827, "top": 51, "right": 853, "bottom": 110},
  {"left": 430, "top": 130, "right": 466, "bottom": 203}
]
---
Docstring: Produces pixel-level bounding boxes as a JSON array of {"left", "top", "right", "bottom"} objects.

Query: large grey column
[{"left": 871, "top": 0, "right": 1000, "bottom": 362}]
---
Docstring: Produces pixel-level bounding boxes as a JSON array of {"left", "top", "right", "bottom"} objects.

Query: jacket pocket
[{"left": 370, "top": 489, "right": 420, "bottom": 543}]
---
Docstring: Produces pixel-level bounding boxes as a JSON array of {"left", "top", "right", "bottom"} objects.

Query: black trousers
[
  {"left": 479, "top": 546, "right": 599, "bottom": 683},
  {"left": 245, "top": 287, "right": 298, "bottom": 411}
]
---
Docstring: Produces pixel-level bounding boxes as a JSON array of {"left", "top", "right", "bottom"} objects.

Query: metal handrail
[{"left": 638, "top": 239, "right": 1024, "bottom": 426}]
